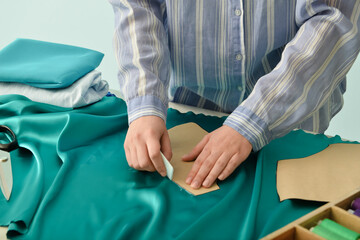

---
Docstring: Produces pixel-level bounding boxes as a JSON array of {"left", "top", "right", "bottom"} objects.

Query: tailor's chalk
[
  {"left": 160, "top": 152, "right": 174, "bottom": 180},
  {"left": 351, "top": 198, "right": 360, "bottom": 210},
  {"left": 347, "top": 208, "right": 360, "bottom": 217},
  {"left": 319, "top": 218, "right": 360, "bottom": 240},
  {"left": 348, "top": 209, "right": 355, "bottom": 214},
  {"left": 311, "top": 225, "right": 348, "bottom": 240}
]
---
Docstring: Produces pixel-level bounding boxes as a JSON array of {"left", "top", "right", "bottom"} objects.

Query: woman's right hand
[{"left": 124, "top": 116, "right": 172, "bottom": 177}]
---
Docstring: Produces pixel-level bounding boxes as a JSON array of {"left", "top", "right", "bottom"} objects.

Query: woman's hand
[
  {"left": 124, "top": 116, "right": 172, "bottom": 177},
  {"left": 183, "top": 125, "right": 252, "bottom": 188}
]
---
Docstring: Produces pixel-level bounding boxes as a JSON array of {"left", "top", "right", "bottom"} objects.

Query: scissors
[{"left": 0, "top": 125, "right": 18, "bottom": 201}]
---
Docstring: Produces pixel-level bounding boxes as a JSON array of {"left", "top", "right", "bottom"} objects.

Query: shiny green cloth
[
  {"left": 0, "top": 95, "right": 348, "bottom": 240},
  {"left": 0, "top": 39, "right": 104, "bottom": 88}
]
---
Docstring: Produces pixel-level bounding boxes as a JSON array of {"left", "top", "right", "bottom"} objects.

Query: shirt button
[
  {"left": 237, "top": 86, "right": 243, "bottom": 91},
  {"left": 235, "top": 9, "right": 242, "bottom": 16},
  {"left": 236, "top": 54, "right": 242, "bottom": 61}
]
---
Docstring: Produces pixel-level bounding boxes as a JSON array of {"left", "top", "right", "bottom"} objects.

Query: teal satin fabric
[
  {"left": 0, "top": 95, "right": 348, "bottom": 239},
  {"left": 0, "top": 39, "right": 104, "bottom": 88}
]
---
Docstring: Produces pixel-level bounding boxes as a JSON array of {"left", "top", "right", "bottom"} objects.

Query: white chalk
[{"left": 160, "top": 152, "right": 174, "bottom": 180}]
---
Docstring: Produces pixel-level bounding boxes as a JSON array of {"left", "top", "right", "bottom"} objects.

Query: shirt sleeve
[
  {"left": 224, "top": 0, "right": 360, "bottom": 151},
  {"left": 108, "top": 0, "right": 171, "bottom": 124}
]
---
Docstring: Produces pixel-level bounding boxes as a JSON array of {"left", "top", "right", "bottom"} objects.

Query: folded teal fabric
[
  {"left": 0, "top": 39, "right": 104, "bottom": 88},
  {"left": 0, "top": 95, "right": 350, "bottom": 240}
]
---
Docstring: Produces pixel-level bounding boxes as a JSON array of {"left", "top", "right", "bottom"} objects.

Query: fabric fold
[
  {"left": 0, "top": 70, "right": 109, "bottom": 108},
  {"left": 0, "top": 95, "right": 351, "bottom": 240},
  {"left": 0, "top": 39, "right": 104, "bottom": 89}
]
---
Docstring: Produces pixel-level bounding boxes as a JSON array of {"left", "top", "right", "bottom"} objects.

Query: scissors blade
[{"left": 0, "top": 150, "right": 12, "bottom": 201}]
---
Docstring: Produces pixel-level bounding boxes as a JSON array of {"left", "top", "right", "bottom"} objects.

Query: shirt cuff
[
  {"left": 223, "top": 106, "right": 271, "bottom": 152},
  {"left": 127, "top": 95, "right": 168, "bottom": 125}
]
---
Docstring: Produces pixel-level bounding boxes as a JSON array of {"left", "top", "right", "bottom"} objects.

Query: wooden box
[{"left": 262, "top": 188, "right": 360, "bottom": 240}]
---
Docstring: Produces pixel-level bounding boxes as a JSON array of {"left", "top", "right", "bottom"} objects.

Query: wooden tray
[{"left": 262, "top": 188, "right": 360, "bottom": 240}]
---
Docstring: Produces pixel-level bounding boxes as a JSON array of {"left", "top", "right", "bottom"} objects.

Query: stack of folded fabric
[{"left": 0, "top": 38, "right": 109, "bottom": 108}]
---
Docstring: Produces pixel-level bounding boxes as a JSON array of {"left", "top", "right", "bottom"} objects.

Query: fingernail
[
  {"left": 191, "top": 181, "right": 200, "bottom": 189},
  {"left": 203, "top": 179, "right": 210, "bottom": 188},
  {"left": 186, "top": 177, "right": 192, "bottom": 184},
  {"left": 182, "top": 154, "right": 189, "bottom": 159},
  {"left": 218, "top": 174, "right": 224, "bottom": 180}
]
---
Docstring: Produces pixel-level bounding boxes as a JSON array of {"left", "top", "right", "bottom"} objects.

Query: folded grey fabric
[{"left": 0, "top": 70, "right": 109, "bottom": 108}]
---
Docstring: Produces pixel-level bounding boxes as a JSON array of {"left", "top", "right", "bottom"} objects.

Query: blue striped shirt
[{"left": 109, "top": 0, "right": 360, "bottom": 151}]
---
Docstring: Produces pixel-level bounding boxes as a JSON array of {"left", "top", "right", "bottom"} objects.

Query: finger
[
  {"left": 189, "top": 151, "right": 220, "bottom": 189},
  {"left": 185, "top": 148, "right": 211, "bottom": 186},
  {"left": 202, "top": 153, "right": 229, "bottom": 188},
  {"left": 130, "top": 145, "right": 140, "bottom": 170},
  {"left": 160, "top": 130, "right": 172, "bottom": 161},
  {"left": 182, "top": 134, "right": 210, "bottom": 162},
  {"left": 147, "top": 139, "right": 167, "bottom": 177},
  {"left": 124, "top": 144, "right": 133, "bottom": 168},
  {"left": 136, "top": 143, "right": 156, "bottom": 172},
  {"left": 124, "top": 135, "right": 133, "bottom": 167},
  {"left": 218, "top": 153, "right": 243, "bottom": 180}
]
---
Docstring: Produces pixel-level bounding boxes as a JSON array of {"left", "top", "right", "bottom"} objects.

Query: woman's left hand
[{"left": 182, "top": 125, "right": 252, "bottom": 189}]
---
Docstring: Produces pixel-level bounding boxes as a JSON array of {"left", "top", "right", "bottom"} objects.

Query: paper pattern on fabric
[
  {"left": 277, "top": 143, "right": 360, "bottom": 202},
  {"left": 168, "top": 123, "right": 220, "bottom": 195}
]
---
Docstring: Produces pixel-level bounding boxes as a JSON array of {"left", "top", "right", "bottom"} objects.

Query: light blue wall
[
  {"left": 326, "top": 57, "right": 360, "bottom": 141},
  {"left": 1, "top": 0, "right": 359, "bottom": 140},
  {"left": 0, "top": 0, "right": 119, "bottom": 89}
]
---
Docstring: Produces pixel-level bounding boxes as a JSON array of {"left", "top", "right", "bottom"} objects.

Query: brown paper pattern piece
[
  {"left": 277, "top": 143, "right": 360, "bottom": 202},
  {"left": 168, "top": 122, "right": 220, "bottom": 196}
]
